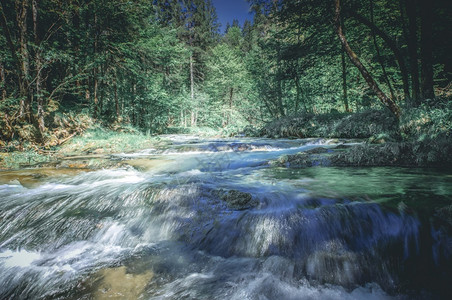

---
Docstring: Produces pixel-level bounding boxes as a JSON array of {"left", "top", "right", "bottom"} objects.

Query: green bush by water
[{"left": 259, "top": 109, "right": 399, "bottom": 139}]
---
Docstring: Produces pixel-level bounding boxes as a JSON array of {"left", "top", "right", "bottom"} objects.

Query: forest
[
  {"left": 1, "top": 1, "right": 452, "bottom": 299},
  {"left": 0, "top": 0, "right": 450, "bottom": 149}
]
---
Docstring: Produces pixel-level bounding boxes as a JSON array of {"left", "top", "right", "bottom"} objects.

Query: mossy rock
[
  {"left": 217, "top": 189, "right": 258, "bottom": 210},
  {"left": 271, "top": 150, "right": 331, "bottom": 168}
]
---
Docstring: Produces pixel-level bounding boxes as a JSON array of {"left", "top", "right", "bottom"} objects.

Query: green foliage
[
  {"left": 400, "top": 100, "right": 452, "bottom": 140},
  {"left": 0, "top": 0, "right": 450, "bottom": 152},
  {"left": 0, "top": 151, "right": 51, "bottom": 169}
]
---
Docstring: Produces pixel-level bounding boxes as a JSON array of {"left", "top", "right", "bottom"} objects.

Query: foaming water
[{"left": 0, "top": 136, "right": 450, "bottom": 299}]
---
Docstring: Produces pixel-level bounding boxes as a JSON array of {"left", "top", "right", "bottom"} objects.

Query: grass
[
  {"left": 58, "top": 126, "right": 159, "bottom": 156},
  {"left": 0, "top": 123, "right": 230, "bottom": 169},
  {"left": 0, "top": 126, "right": 160, "bottom": 169},
  {"left": 0, "top": 150, "right": 52, "bottom": 169}
]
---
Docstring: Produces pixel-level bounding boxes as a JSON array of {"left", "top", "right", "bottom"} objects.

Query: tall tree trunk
[
  {"left": 93, "top": 11, "right": 99, "bottom": 118},
  {"left": 93, "top": 69, "right": 99, "bottom": 117},
  {"left": 419, "top": 0, "right": 434, "bottom": 100},
  {"left": 73, "top": 3, "right": 83, "bottom": 97},
  {"left": 99, "top": 64, "right": 104, "bottom": 115},
  {"left": 276, "top": 45, "right": 285, "bottom": 116},
  {"left": 334, "top": 0, "right": 400, "bottom": 118},
  {"left": 227, "top": 87, "right": 233, "bottom": 125},
  {"left": 132, "top": 83, "right": 136, "bottom": 126},
  {"left": 348, "top": 10, "right": 410, "bottom": 99},
  {"left": 341, "top": 49, "right": 349, "bottom": 112},
  {"left": 85, "top": 84, "right": 90, "bottom": 103},
  {"left": 0, "top": 2, "right": 20, "bottom": 75},
  {"left": 294, "top": 74, "right": 304, "bottom": 113},
  {"left": 33, "top": 0, "right": 45, "bottom": 135},
  {"left": 405, "top": 0, "right": 420, "bottom": 104},
  {"left": 115, "top": 74, "right": 120, "bottom": 121},
  {"left": 189, "top": 54, "right": 195, "bottom": 126},
  {"left": 16, "top": 0, "right": 32, "bottom": 119},
  {"left": 0, "top": 60, "right": 5, "bottom": 101},
  {"left": 180, "top": 110, "right": 184, "bottom": 127},
  {"left": 121, "top": 78, "right": 125, "bottom": 119},
  {"left": 295, "top": 25, "right": 306, "bottom": 113},
  {"left": 340, "top": 13, "right": 349, "bottom": 112},
  {"left": 370, "top": 0, "right": 396, "bottom": 101}
]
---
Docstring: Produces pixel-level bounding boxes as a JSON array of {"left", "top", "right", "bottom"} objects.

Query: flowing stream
[{"left": 0, "top": 136, "right": 451, "bottom": 299}]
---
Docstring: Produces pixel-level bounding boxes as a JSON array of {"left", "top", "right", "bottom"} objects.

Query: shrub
[{"left": 259, "top": 109, "right": 398, "bottom": 139}]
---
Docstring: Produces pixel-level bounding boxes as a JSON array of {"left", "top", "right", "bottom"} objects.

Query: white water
[{"left": 0, "top": 136, "right": 450, "bottom": 299}]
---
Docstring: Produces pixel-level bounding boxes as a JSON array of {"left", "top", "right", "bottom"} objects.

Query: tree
[
  {"left": 334, "top": 0, "right": 400, "bottom": 117},
  {"left": 419, "top": 0, "right": 434, "bottom": 99},
  {"left": 206, "top": 43, "right": 247, "bottom": 126}
]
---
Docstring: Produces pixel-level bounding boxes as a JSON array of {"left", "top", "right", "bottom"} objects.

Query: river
[{"left": 0, "top": 136, "right": 451, "bottom": 299}]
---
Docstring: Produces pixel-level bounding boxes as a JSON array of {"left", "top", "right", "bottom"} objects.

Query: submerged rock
[
  {"left": 93, "top": 266, "right": 153, "bottom": 299},
  {"left": 217, "top": 189, "right": 258, "bottom": 210}
]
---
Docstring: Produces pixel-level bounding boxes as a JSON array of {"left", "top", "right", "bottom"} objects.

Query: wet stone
[
  {"left": 31, "top": 173, "right": 48, "bottom": 179},
  {"left": 217, "top": 189, "right": 259, "bottom": 210}
]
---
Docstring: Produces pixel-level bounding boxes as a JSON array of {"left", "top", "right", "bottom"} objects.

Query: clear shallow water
[{"left": 0, "top": 136, "right": 451, "bottom": 299}]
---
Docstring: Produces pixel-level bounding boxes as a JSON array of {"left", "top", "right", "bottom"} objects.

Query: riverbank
[
  {"left": 0, "top": 126, "right": 224, "bottom": 170},
  {"left": 0, "top": 128, "right": 154, "bottom": 170},
  {"left": 259, "top": 105, "right": 452, "bottom": 168},
  {"left": 1, "top": 104, "right": 451, "bottom": 170}
]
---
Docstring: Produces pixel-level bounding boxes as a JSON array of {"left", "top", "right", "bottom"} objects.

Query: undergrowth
[
  {"left": 266, "top": 101, "right": 452, "bottom": 167},
  {"left": 58, "top": 125, "right": 156, "bottom": 156},
  {"left": 259, "top": 109, "right": 399, "bottom": 139}
]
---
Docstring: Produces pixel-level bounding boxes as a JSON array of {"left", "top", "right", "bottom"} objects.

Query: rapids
[{"left": 0, "top": 136, "right": 451, "bottom": 299}]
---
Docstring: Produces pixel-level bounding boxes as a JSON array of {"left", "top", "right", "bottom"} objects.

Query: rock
[
  {"left": 218, "top": 189, "right": 258, "bottom": 210},
  {"left": 8, "top": 179, "right": 22, "bottom": 186},
  {"left": 93, "top": 266, "right": 153, "bottom": 300},
  {"left": 333, "top": 144, "right": 351, "bottom": 150},
  {"left": 324, "top": 138, "right": 340, "bottom": 145},
  {"left": 305, "top": 147, "right": 328, "bottom": 154},
  {"left": 31, "top": 173, "right": 48, "bottom": 179},
  {"left": 329, "top": 143, "right": 413, "bottom": 167},
  {"left": 271, "top": 152, "right": 330, "bottom": 168}
]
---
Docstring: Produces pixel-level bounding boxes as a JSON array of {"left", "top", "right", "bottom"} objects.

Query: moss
[{"left": 216, "top": 189, "right": 259, "bottom": 210}]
